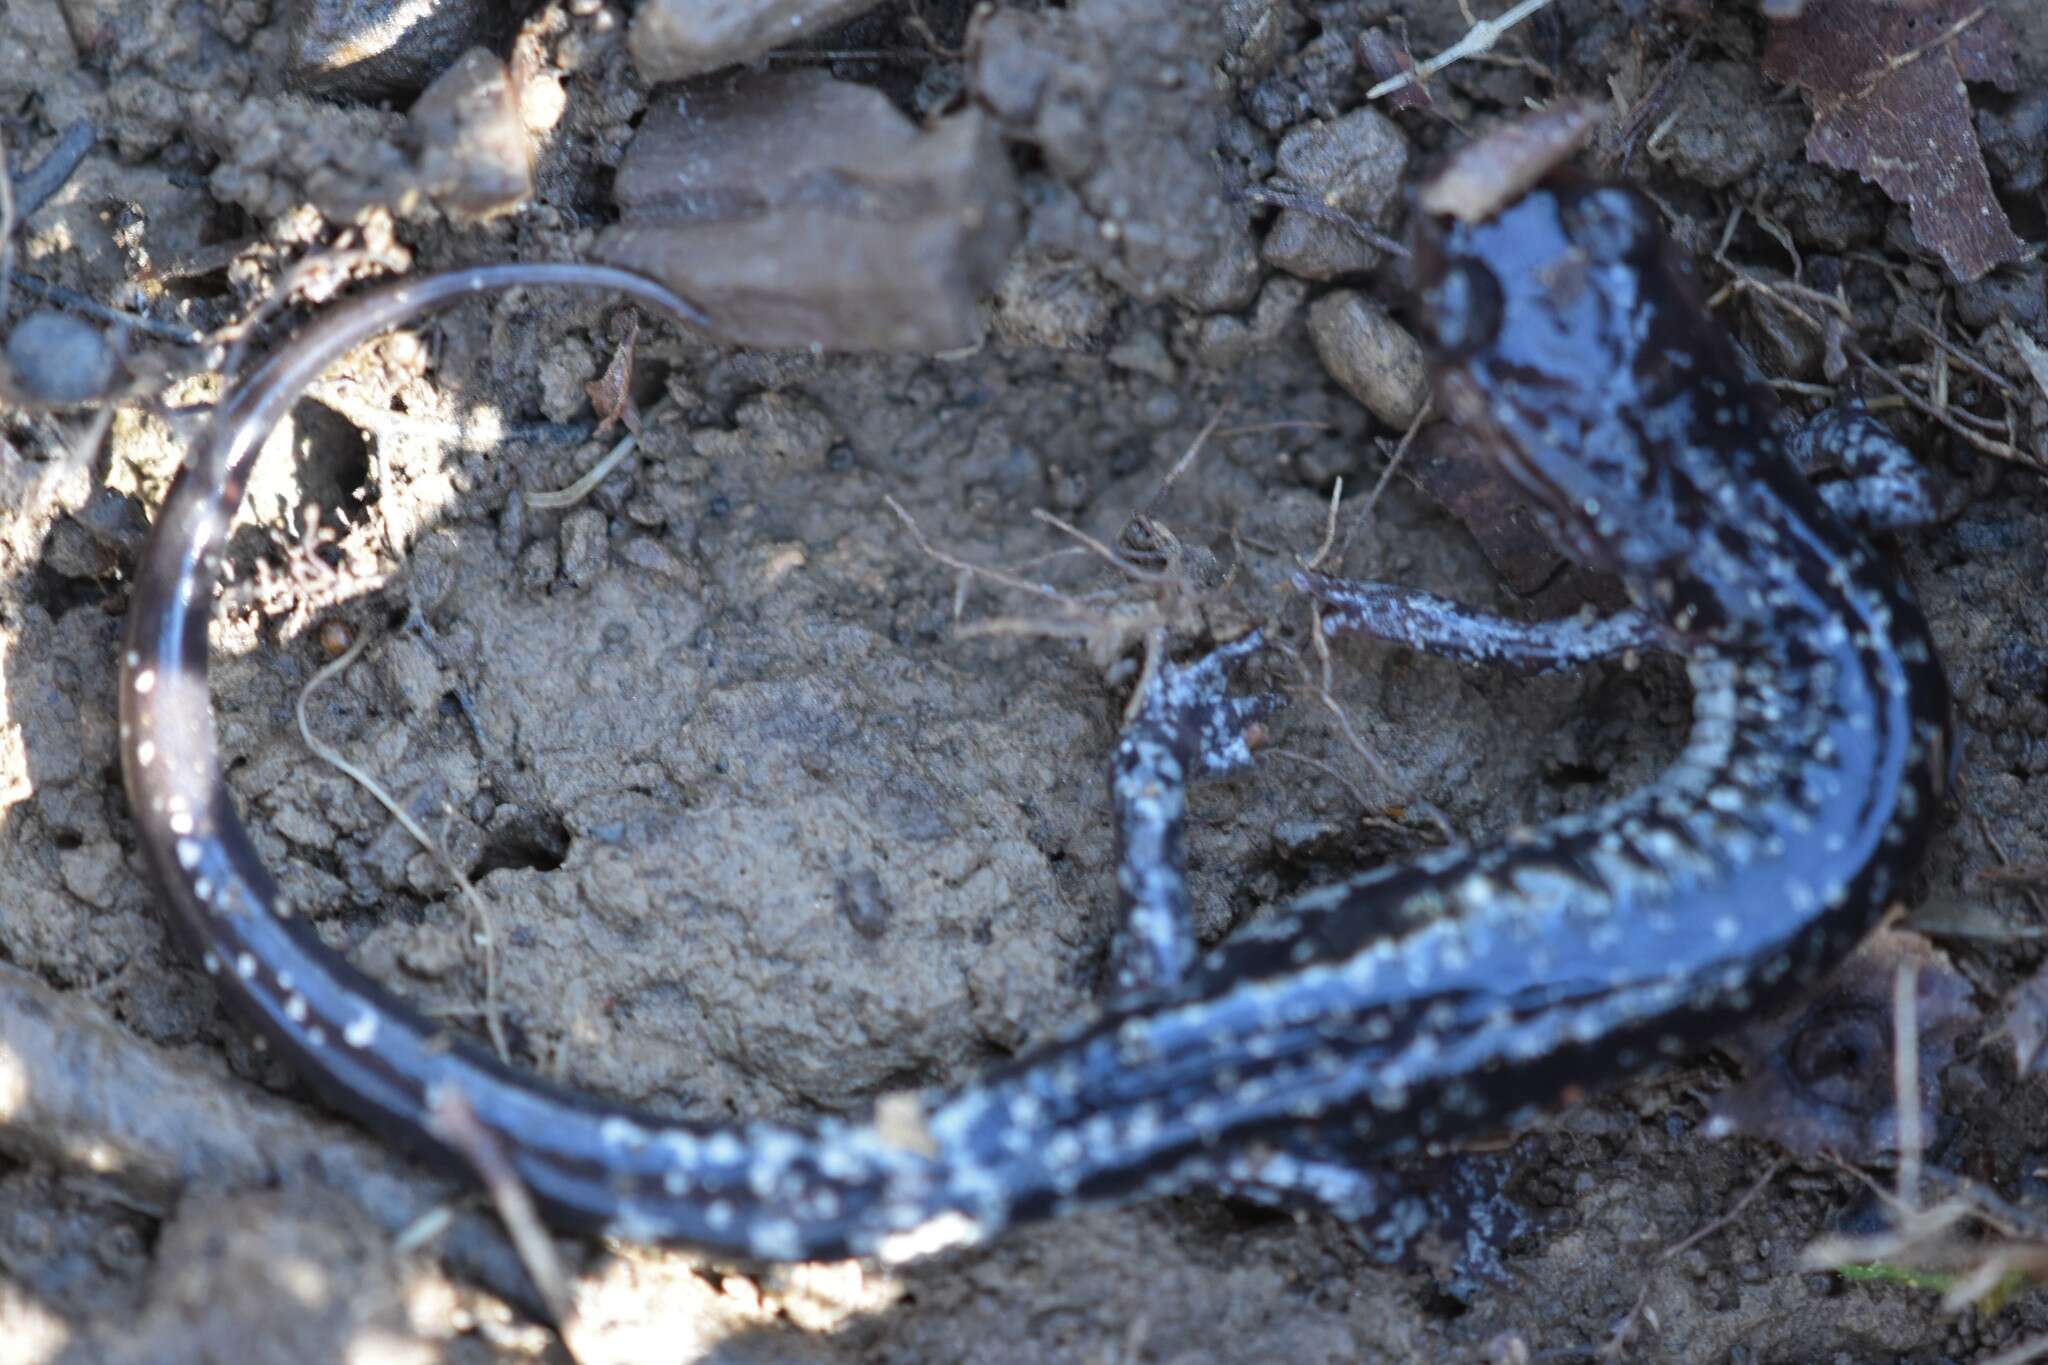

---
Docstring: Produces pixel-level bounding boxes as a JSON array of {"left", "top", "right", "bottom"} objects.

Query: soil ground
[{"left": 1, "top": 1, "right": 2046, "bottom": 1361}]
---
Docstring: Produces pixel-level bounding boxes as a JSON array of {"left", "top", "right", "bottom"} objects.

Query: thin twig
[
  {"left": 1895, "top": 960, "right": 1923, "bottom": 1210},
  {"left": 10, "top": 272, "right": 209, "bottom": 346},
  {"left": 1306, "top": 477, "right": 1344, "bottom": 572},
  {"left": 885, "top": 495, "right": 1084, "bottom": 610},
  {"left": 426, "top": 1086, "right": 576, "bottom": 1333},
  {"left": 9, "top": 120, "right": 96, "bottom": 220},
  {"left": 1850, "top": 4, "right": 1987, "bottom": 100},
  {"left": 1852, "top": 344, "right": 2033, "bottom": 466},
  {"left": 1367, "top": 0, "right": 1559, "bottom": 99},
  {"left": 528, "top": 397, "right": 673, "bottom": 510},
  {"left": 1030, "top": 508, "right": 1174, "bottom": 585},
  {"left": 1338, "top": 396, "right": 1432, "bottom": 564},
  {"left": 1905, "top": 319, "right": 2015, "bottom": 398},
  {"left": 296, "top": 632, "right": 511, "bottom": 1062},
  {"left": 1593, "top": 1156, "right": 1788, "bottom": 1359},
  {"left": 1303, "top": 607, "right": 1457, "bottom": 844},
  {"left": 1975, "top": 811, "right": 2048, "bottom": 919},
  {"left": 1140, "top": 404, "right": 1229, "bottom": 517},
  {"left": 1663, "top": 1158, "right": 1788, "bottom": 1263},
  {"left": 1234, "top": 185, "right": 1411, "bottom": 259},
  {"left": 0, "top": 130, "right": 15, "bottom": 323},
  {"left": 1263, "top": 746, "right": 1372, "bottom": 810}
]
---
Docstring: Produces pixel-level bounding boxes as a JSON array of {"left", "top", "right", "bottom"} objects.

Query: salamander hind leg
[
  {"left": 1208, "top": 1134, "right": 1528, "bottom": 1288},
  {"left": 1785, "top": 403, "right": 1941, "bottom": 531},
  {"left": 1295, "top": 570, "right": 1669, "bottom": 674},
  {"left": 1110, "top": 631, "right": 1282, "bottom": 995}
]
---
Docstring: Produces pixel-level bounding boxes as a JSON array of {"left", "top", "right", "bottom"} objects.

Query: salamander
[{"left": 119, "top": 184, "right": 1953, "bottom": 1265}]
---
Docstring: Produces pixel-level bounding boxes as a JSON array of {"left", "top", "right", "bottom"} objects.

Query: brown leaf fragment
[
  {"left": 585, "top": 312, "right": 640, "bottom": 439},
  {"left": 1357, "top": 29, "right": 1430, "bottom": 113},
  {"left": 1763, "top": 0, "right": 2024, "bottom": 282}
]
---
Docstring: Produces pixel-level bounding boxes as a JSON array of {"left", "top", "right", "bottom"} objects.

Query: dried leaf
[
  {"left": 585, "top": 313, "right": 641, "bottom": 439},
  {"left": 1763, "top": 0, "right": 2024, "bottom": 282}
]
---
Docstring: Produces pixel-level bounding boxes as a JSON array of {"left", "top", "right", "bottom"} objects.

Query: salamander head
[{"left": 1412, "top": 183, "right": 1727, "bottom": 576}]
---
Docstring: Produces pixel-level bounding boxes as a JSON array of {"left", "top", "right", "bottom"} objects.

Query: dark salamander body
[{"left": 120, "top": 189, "right": 1952, "bottom": 1262}]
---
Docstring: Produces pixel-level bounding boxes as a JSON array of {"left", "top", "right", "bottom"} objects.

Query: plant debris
[
  {"left": 599, "top": 69, "right": 1017, "bottom": 351},
  {"left": 1702, "top": 930, "right": 1977, "bottom": 1162},
  {"left": 1763, "top": 0, "right": 2025, "bottom": 282}
]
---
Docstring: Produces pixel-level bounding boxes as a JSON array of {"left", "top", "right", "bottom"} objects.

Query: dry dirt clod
[
  {"left": 407, "top": 47, "right": 532, "bottom": 223},
  {"left": 967, "top": 0, "right": 1263, "bottom": 312},
  {"left": 628, "top": 0, "right": 887, "bottom": 83},
  {"left": 599, "top": 69, "right": 1018, "bottom": 352},
  {"left": 1261, "top": 106, "right": 1410, "bottom": 280}
]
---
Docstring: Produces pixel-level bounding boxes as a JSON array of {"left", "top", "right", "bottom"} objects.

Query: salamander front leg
[
  {"left": 1294, "top": 570, "right": 1670, "bottom": 673},
  {"left": 1785, "top": 403, "right": 1941, "bottom": 531},
  {"left": 1111, "top": 632, "right": 1281, "bottom": 996}
]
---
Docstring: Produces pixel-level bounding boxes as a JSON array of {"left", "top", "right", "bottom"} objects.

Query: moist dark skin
[{"left": 118, "top": 186, "right": 1953, "bottom": 1264}]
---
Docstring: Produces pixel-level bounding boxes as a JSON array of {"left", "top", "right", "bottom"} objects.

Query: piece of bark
[
  {"left": 1764, "top": 0, "right": 2024, "bottom": 282},
  {"left": 599, "top": 70, "right": 1019, "bottom": 352},
  {"left": 628, "top": 0, "right": 885, "bottom": 83}
]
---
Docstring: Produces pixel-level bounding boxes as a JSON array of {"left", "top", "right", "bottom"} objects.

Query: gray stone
[{"left": 1308, "top": 290, "right": 1426, "bottom": 430}]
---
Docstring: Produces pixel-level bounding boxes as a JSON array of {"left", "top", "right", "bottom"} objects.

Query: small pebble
[
  {"left": 559, "top": 508, "right": 610, "bottom": 588},
  {"left": 1307, "top": 291, "right": 1426, "bottom": 429},
  {"left": 7, "top": 310, "right": 115, "bottom": 404}
]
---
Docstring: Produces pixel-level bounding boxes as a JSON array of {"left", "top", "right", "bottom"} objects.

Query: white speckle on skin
[
  {"left": 877, "top": 1211, "right": 985, "bottom": 1264},
  {"left": 345, "top": 1009, "right": 379, "bottom": 1048}
]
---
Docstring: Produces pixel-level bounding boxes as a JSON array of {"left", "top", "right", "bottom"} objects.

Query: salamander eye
[
  {"left": 1564, "top": 188, "right": 1658, "bottom": 265},
  {"left": 1419, "top": 259, "right": 1503, "bottom": 361}
]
